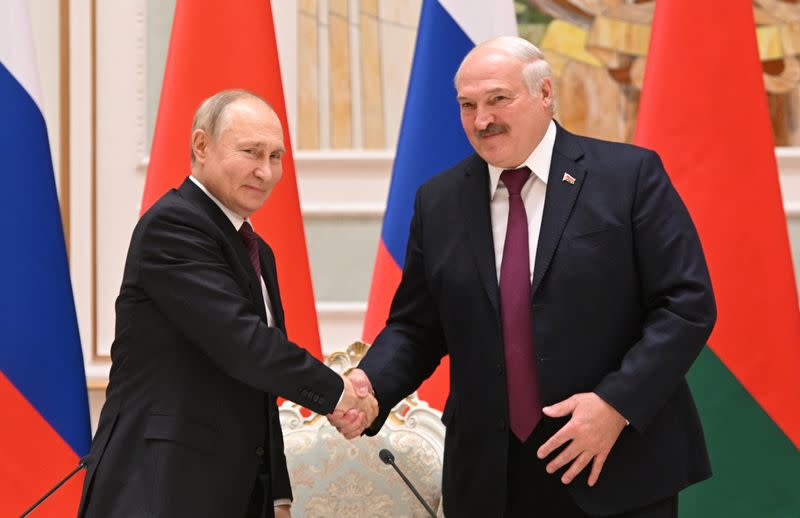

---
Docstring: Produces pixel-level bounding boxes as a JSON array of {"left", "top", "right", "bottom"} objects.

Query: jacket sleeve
[
  {"left": 593, "top": 150, "right": 716, "bottom": 431},
  {"left": 136, "top": 204, "right": 343, "bottom": 415},
  {"left": 359, "top": 186, "right": 448, "bottom": 432}
]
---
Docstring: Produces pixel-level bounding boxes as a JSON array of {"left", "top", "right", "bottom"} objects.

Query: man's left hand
[
  {"left": 274, "top": 504, "right": 291, "bottom": 518},
  {"left": 536, "top": 392, "right": 627, "bottom": 487}
]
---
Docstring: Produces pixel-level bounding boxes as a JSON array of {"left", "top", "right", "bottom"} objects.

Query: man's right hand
[{"left": 328, "top": 369, "right": 377, "bottom": 439}]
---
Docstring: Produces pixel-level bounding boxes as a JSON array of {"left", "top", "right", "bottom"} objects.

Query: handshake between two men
[{"left": 329, "top": 368, "right": 376, "bottom": 439}]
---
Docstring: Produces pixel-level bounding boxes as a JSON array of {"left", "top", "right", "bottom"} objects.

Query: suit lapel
[
  {"left": 459, "top": 155, "right": 501, "bottom": 320},
  {"left": 532, "top": 125, "right": 586, "bottom": 297},
  {"left": 178, "top": 178, "right": 268, "bottom": 320}
]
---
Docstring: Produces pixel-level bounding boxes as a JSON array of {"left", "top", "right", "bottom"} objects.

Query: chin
[
  {"left": 245, "top": 198, "right": 267, "bottom": 212},
  {"left": 483, "top": 155, "right": 513, "bottom": 168},
  {"left": 479, "top": 148, "right": 509, "bottom": 165}
]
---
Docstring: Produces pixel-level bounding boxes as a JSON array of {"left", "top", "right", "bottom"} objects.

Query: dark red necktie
[
  {"left": 499, "top": 167, "right": 542, "bottom": 442},
  {"left": 239, "top": 221, "right": 262, "bottom": 279}
]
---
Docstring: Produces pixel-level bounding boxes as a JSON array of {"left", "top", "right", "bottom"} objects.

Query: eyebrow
[
  {"left": 239, "top": 141, "right": 285, "bottom": 154},
  {"left": 485, "top": 87, "right": 511, "bottom": 95},
  {"left": 457, "top": 87, "right": 511, "bottom": 101}
]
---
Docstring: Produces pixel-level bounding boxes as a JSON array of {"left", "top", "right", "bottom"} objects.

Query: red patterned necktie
[
  {"left": 238, "top": 221, "right": 262, "bottom": 279},
  {"left": 499, "top": 167, "right": 542, "bottom": 442}
]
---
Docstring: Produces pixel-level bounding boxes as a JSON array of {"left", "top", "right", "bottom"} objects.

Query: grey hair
[
  {"left": 190, "top": 89, "right": 272, "bottom": 164},
  {"left": 454, "top": 36, "right": 556, "bottom": 114}
]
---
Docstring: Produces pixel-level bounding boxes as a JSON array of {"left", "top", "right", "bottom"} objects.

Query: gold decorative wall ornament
[{"left": 525, "top": 0, "right": 800, "bottom": 144}]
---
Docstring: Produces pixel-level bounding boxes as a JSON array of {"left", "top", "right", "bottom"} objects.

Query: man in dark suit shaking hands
[
  {"left": 332, "top": 37, "right": 716, "bottom": 517},
  {"left": 78, "top": 90, "right": 377, "bottom": 518}
]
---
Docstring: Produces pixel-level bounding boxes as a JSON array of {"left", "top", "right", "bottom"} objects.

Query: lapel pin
[{"left": 562, "top": 172, "right": 576, "bottom": 185}]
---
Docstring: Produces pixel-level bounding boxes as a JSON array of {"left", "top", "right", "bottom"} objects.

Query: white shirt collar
[
  {"left": 189, "top": 175, "right": 249, "bottom": 231},
  {"left": 488, "top": 119, "right": 556, "bottom": 199}
]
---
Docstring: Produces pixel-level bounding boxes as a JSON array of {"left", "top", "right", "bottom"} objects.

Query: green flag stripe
[{"left": 680, "top": 347, "right": 800, "bottom": 517}]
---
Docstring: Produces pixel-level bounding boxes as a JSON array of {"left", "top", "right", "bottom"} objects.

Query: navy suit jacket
[
  {"left": 359, "top": 124, "right": 716, "bottom": 516},
  {"left": 78, "top": 179, "right": 343, "bottom": 517}
]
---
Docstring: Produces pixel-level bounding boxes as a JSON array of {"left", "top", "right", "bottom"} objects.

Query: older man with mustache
[{"left": 332, "top": 36, "right": 715, "bottom": 518}]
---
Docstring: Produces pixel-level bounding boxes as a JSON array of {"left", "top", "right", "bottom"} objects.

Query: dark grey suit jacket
[{"left": 78, "top": 178, "right": 342, "bottom": 517}]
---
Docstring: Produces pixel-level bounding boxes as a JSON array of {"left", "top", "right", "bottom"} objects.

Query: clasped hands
[
  {"left": 327, "top": 380, "right": 627, "bottom": 487},
  {"left": 327, "top": 368, "right": 378, "bottom": 439}
]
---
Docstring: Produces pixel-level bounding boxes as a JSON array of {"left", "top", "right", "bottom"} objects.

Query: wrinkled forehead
[
  {"left": 457, "top": 48, "right": 523, "bottom": 89},
  {"left": 457, "top": 65, "right": 526, "bottom": 101}
]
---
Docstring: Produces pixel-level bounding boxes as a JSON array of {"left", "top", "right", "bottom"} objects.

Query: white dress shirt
[
  {"left": 488, "top": 120, "right": 556, "bottom": 282},
  {"left": 487, "top": 125, "right": 631, "bottom": 426},
  {"left": 189, "top": 176, "right": 275, "bottom": 327}
]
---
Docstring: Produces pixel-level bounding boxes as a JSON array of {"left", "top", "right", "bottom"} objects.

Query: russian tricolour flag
[
  {"left": 362, "top": 0, "right": 516, "bottom": 410},
  {"left": 0, "top": 2, "right": 91, "bottom": 515}
]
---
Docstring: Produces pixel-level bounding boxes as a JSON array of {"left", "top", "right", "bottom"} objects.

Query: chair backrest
[{"left": 280, "top": 342, "right": 445, "bottom": 517}]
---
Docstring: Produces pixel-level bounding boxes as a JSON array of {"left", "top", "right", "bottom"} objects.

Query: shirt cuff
[
  {"left": 336, "top": 385, "right": 345, "bottom": 407},
  {"left": 274, "top": 499, "right": 292, "bottom": 508}
]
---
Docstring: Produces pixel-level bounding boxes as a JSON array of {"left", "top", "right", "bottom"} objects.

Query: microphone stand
[
  {"left": 19, "top": 455, "right": 91, "bottom": 518},
  {"left": 379, "top": 448, "right": 437, "bottom": 518}
]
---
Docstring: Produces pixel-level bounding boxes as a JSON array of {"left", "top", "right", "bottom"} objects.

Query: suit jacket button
[
  {"left": 255, "top": 446, "right": 265, "bottom": 457},
  {"left": 498, "top": 419, "right": 506, "bottom": 431},
  {"left": 496, "top": 363, "right": 504, "bottom": 375}
]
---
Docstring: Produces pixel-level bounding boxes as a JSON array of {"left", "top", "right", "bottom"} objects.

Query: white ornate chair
[{"left": 280, "top": 342, "right": 445, "bottom": 517}]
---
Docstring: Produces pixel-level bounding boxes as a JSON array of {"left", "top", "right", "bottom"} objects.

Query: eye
[
  {"left": 460, "top": 101, "right": 474, "bottom": 109},
  {"left": 270, "top": 152, "right": 282, "bottom": 160},
  {"left": 491, "top": 95, "right": 508, "bottom": 103}
]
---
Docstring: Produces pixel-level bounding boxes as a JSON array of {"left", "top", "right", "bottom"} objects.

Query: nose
[
  {"left": 474, "top": 105, "right": 494, "bottom": 130},
  {"left": 254, "top": 160, "right": 275, "bottom": 181}
]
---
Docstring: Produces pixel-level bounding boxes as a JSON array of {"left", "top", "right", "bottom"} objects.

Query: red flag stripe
[
  {"left": 363, "top": 241, "right": 402, "bottom": 344},
  {"left": 143, "top": 0, "right": 321, "bottom": 358},
  {"left": 635, "top": 2, "right": 800, "bottom": 446},
  {"left": 363, "top": 241, "right": 450, "bottom": 410},
  {"left": 0, "top": 373, "right": 84, "bottom": 517}
]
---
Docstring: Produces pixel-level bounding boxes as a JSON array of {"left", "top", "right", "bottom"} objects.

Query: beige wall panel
[
  {"left": 306, "top": 217, "right": 381, "bottom": 302},
  {"left": 379, "top": 0, "right": 421, "bottom": 27},
  {"left": 298, "top": 0, "right": 320, "bottom": 149},
  {"left": 94, "top": 0, "right": 149, "bottom": 360},
  {"left": 299, "top": 0, "right": 317, "bottom": 16},
  {"left": 360, "top": 0, "right": 384, "bottom": 149},
  {"left": 789, "top": 218, "right": 800, "bottom": 296},
  {"left": 329, "top": 0, "right": 352, "bottom": 148},
  {"left": 146, "top": 0, "right": 175, "bottom": 151},
  {"left": 30, "top": 0, "right": 62, "bottom": 194},
  {"left": 378, "top": 0, "right": 420, "bottom": 149},
  {"left": 360, "top": 0, "right": 377, "bottom": 16}
]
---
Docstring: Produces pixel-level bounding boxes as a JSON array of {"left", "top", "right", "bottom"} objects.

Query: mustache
[{"left": 477, "top": 123, "right": 507, "bottom": 138}]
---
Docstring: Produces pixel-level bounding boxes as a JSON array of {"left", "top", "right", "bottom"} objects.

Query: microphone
[
  {"left": 19, "top": 454, "right": 93, "bottom": 518},
  {"left": 378, "top": 448, "right": 437, "bottom": 518}
]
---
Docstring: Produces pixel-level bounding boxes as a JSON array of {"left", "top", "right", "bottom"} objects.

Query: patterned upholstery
[{"left": 280, "top": 342, "right": 445, "bottom": 517}]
